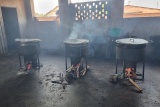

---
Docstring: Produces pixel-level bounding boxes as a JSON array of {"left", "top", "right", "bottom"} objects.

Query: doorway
[{"left": 1, "top": 7, "right": 20, "bottom": 51}]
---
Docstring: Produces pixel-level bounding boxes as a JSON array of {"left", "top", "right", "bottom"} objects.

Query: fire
[
  {"left": 66, "top": 63, "right": 83, "bottom": 78},
  {"left": 125, "top": 68, "right": 136, "bottom": 79},
  {"left": 65, "top": 62, "right": 89, "bottom": 83}
]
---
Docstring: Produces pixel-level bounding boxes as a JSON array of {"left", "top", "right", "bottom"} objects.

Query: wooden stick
[
  {"left": 82, "top": 68, "right": 87, "bottom": 76},
  {"left": 76, "top": 64, "right": 80, "bottom": 78},
  {"left": 128, "top": 78, "right": 143, "bottom": 92},
  {"left": 66, "top": 65, "right": 73, "bottom": 72}
]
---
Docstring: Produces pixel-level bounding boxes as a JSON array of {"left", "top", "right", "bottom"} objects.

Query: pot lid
[
  {"left": 63, "top": 39, "right": 89, "bottom": 45},
  {"left": 116, "top": 38, "right": 148, "bottom": 45},
  {"left": 15, "top": 38, "right": 41, "bottom": 42}
]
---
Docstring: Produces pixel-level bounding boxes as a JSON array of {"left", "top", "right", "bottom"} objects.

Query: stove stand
[
  {"left": 115, "top": 38, "right": 148, "bottom": 81},
  {"left": 115, "top": 60, "right": 145, "bottom": 81},
  {"left": 65, "top": 45, "right": 88, "bottom": 71},
  {"left": 15, "top": 38, "right": 41, "bottom": 71},
  {"left": 64, "top": 39, "right": 89, "bottom": 80}
]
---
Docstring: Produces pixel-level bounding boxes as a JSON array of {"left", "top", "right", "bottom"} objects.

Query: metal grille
[{"left": 72, "top": 1, "right": 109, "bottom": 21}]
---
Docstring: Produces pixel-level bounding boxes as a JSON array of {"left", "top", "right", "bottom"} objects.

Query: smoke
[
  {"left": 69, "top": 22, "right": 82, "bottom": 39},
  {"left": 69, "top": 19, "right": 108, "bottom": 57},
  {"left": 69, "top": 20, "right": 108, "bottom": 42}
]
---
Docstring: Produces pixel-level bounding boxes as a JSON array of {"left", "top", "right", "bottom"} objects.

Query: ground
[{"left": 0, "top": 51, "right": 160, "bottom": 107}]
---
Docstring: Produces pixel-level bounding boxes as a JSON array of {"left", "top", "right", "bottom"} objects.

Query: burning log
[
  {"left": 82, "top": 65, "right": 89, "bottom": 76},
  {"left": 110, "top": 67, "right": 143, "bottom": 92},
  {"left": 128, "top": 78, "right": 143, "bottom": 92},
  {"left": 82, "top": 69, "right": 86, "bottom": 76},
  {"left": 68, "top": 63, "right": 82, "bottom": 78},
  {"left": 66, "top": 65, "right": 73, "bottom": 72},
  {"left": 125, "top": 68, "right": 143, "bottom": 92},
  {"left": 65, "top": 62, "right": 89, "bottom": 83}
]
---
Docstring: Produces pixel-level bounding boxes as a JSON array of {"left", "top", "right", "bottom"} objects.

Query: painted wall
[
  {"left": 120, "top": 17, "right": 160, "bottom": 59},
  {"left": 0, "top": 0, "right": 27, "bottom": 36},
  {"left": 0, "top": 0, "right": 27, "bottom": 54},
  {"left": 0, "top": 0, "right": 65, "bottom": 53},
  {"left": 110, "top": 0, "right": 160, "bottom": 39},
  {"left": 110, "top": 0, "right": 160, "bottom": 58},
  {"left": 121, "top": 18, "right": 160, "bottom": 39}
]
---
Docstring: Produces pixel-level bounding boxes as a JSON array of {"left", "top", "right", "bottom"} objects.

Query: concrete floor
[{"left": 0, "top": 52, "right": 160, "bottom": 107}]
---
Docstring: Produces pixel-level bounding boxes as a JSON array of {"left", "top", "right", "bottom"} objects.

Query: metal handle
[{"left": 130, "top": 38, "right": 134, "bottom": 42}]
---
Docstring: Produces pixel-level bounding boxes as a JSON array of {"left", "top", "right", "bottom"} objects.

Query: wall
[
  {"left": 0, "top": 0, "right": 159, "bottom": 56},
  {"left": 15, "top": 0, "right": 160, "bottom": 58},
  {"left": 120, "top": 17, "right": 160, "bottom": 58},
  {"left": 0, "top": 0, "right": 27, "bottom": 37},
  {"left": 121, "top": 17, "right": 160, "bottom": 39},
  {"left": 0, "top": 0, "right": 27, "bottom": 54},
  {"left": 0, "top": 0, "right": 66, "bottom": 54},
  {"left": 32, "top": 21, "right": 63, "bottom": 52},
  {"left": 110, "top": 0, "right": 160, "bottom": 39},
  {"left": 19, "top": 0, "right": 69, "bottom": 53},
  {"left": 109, "top": 0, "right": 160, "bottom": 58},
  {"left": 110, "top": 0, "right": 124, "bottom": 28}
]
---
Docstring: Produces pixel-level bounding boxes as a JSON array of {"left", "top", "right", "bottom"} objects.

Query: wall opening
[
  {"left": 71, "top": 1, "right": 108, "bottom": 21},
  {"left": 31, "top": 0, "right": 59, "bottom": 21}
]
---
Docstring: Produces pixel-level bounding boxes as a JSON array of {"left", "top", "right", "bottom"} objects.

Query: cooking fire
[
  {"left": 63, "top": 39, "right": 89, "bottom": 83},
  {"left": 1, "top": 0, "right": 160, "bottom": 106},
  {"left": 15, "top": 38, "right": 41, "bottom": 72},
  {"left": 110, "top": 38, "right": 148, "bottom": 92}
]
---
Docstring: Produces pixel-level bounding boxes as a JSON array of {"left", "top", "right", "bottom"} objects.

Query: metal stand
[
  {"left": 18, "top": 54, "right": 40, "bottom": 69},
  {"left": 115, "top": 59, "right": 145, "bottom": 81},
  {"left": 64, "top": 46, "right": 88, "bottom": 71}
]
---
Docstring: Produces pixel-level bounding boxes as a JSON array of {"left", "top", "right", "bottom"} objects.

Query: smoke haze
[{"left": 69, "top": 20, "right": 108, "bottom": 41}]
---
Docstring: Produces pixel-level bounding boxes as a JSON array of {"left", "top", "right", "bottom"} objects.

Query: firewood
[
  {"left": 82, "top": 68, "right": 87, "bottom": 76},
  {"left": 66, "top": 65, "right": 73, "bottom": 72},
  {"left": 87, "top": 65, "right": 90, "bottom": 69},
  {"left": 76, "top": 64, "right": 80, "bottom": 78},
  {"left": 128, "top": 78, "right": 143, "bottom": 92}
]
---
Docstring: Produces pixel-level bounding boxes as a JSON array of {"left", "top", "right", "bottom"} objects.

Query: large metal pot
[
  {"left": 15, "top": 38, "right": 41, "bottom": 55},
  {"left": 63, "top": 39, "right": 89, "bottom": 58},
  {"left": 64, "top": 39, "right": 89, "bottom": 65},
  {"left": 116, "top": 38, "right": 148, "bottom": 62}
]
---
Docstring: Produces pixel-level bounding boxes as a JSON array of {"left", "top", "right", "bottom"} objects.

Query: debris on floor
[
  {"left": 1, "top": 53, "right": 160, "bottom": 107},
  {"left": 51, "top": 72, "right": 68, "bottom": 89}
]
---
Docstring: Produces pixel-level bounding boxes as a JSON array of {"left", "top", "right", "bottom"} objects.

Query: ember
[{"left": 125, "top": 68, "right": 136, "bottom": 79}]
